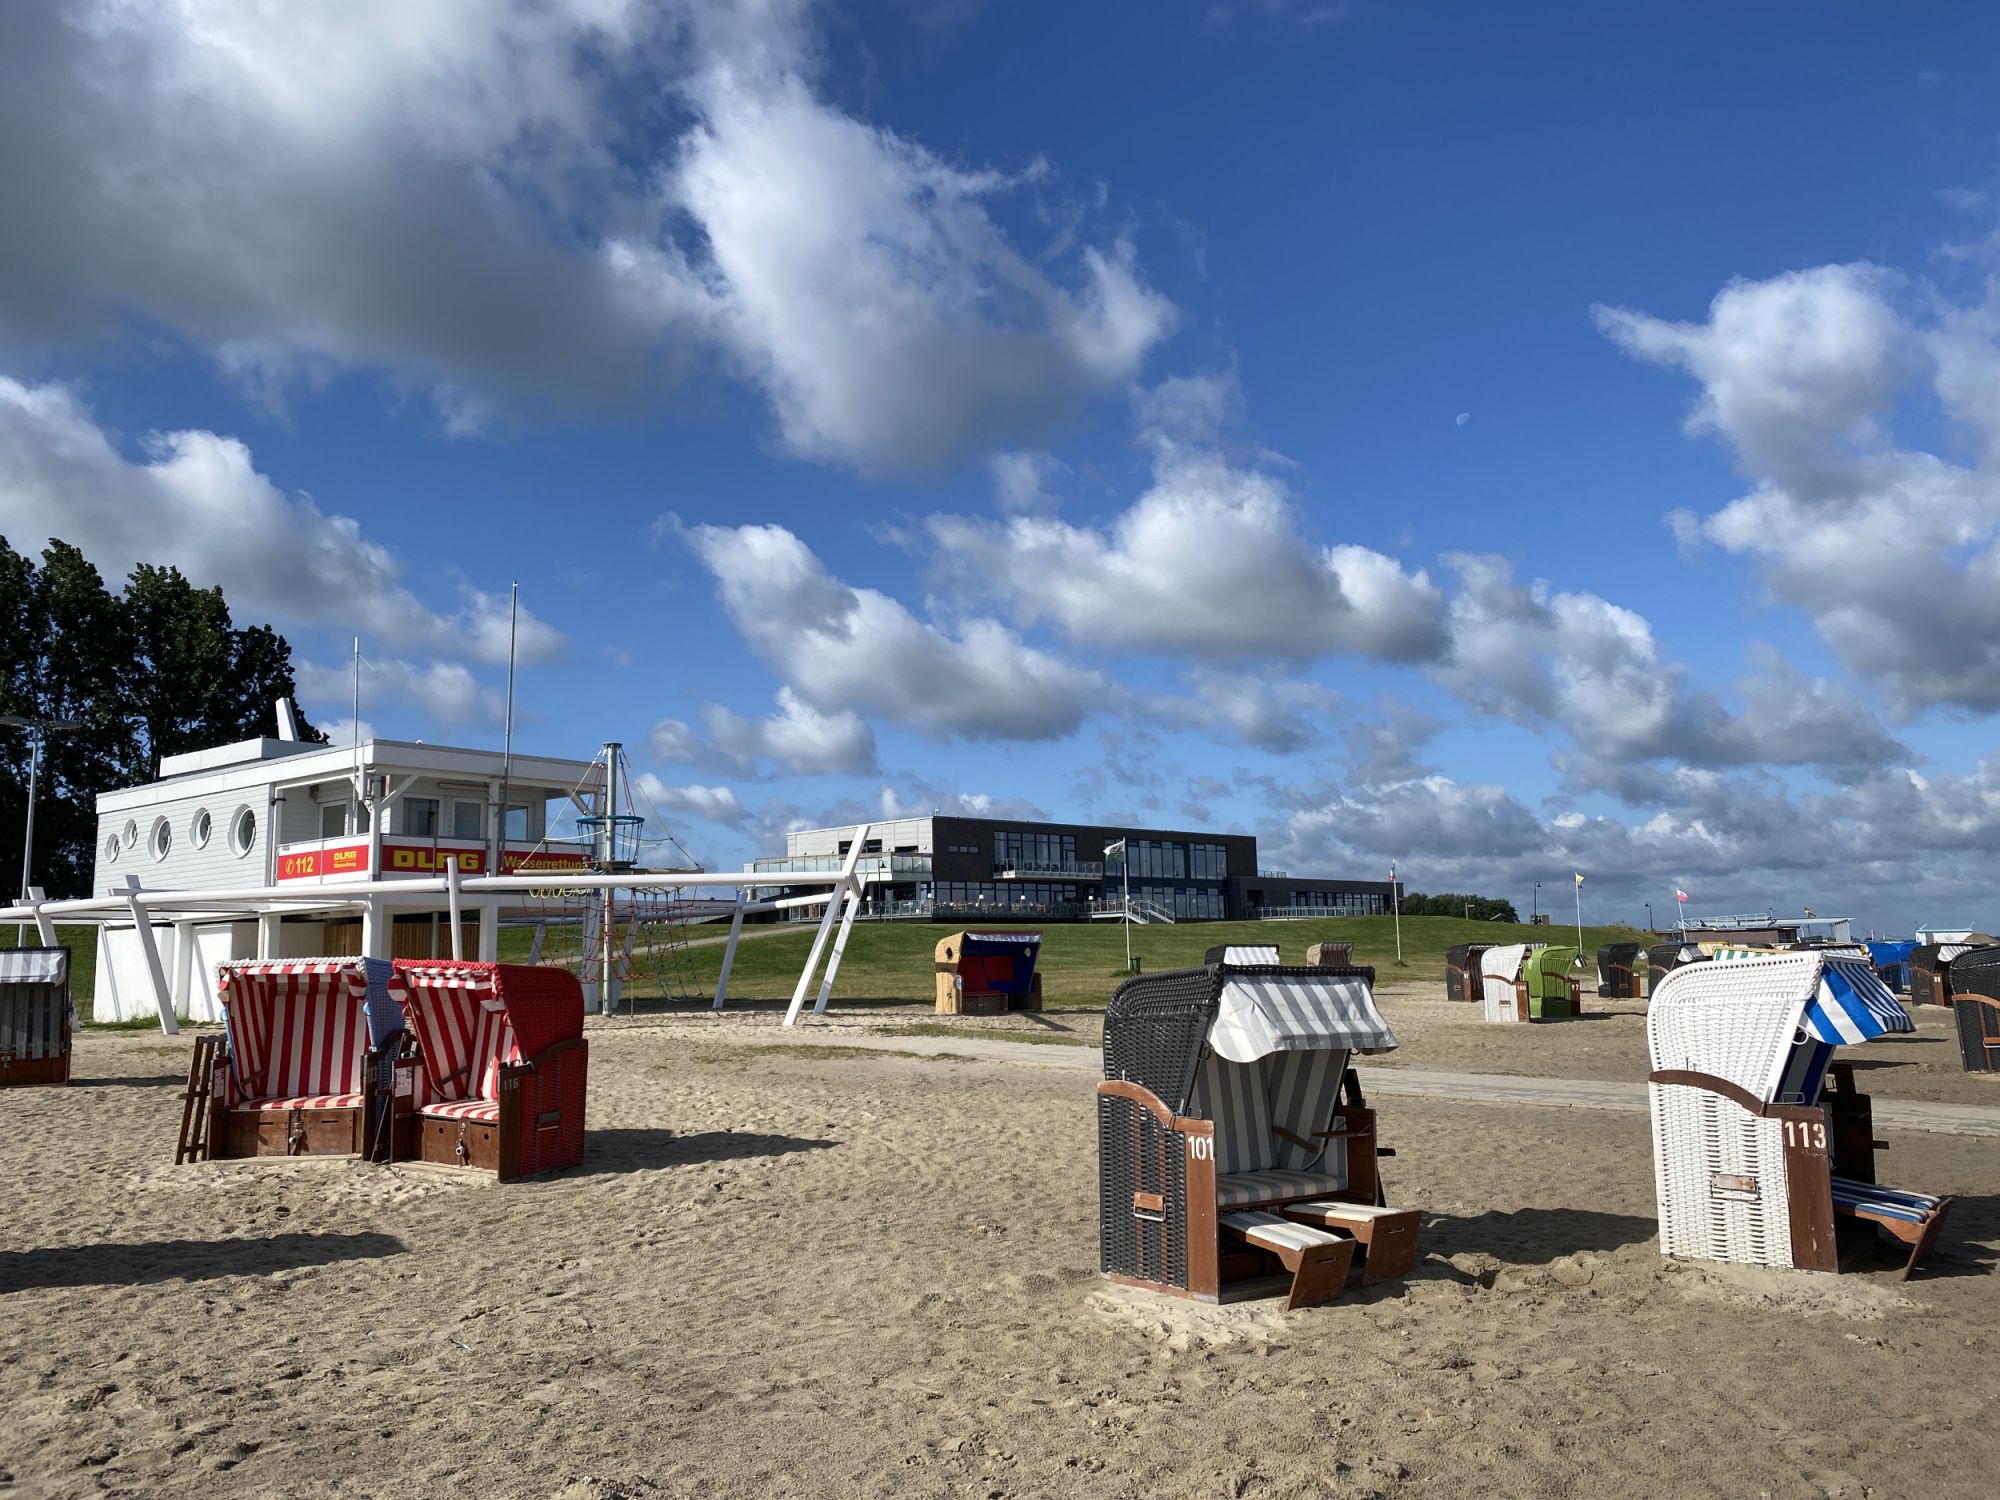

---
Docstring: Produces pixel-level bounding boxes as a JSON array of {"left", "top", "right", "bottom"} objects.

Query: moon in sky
[{"left": 1455, "top": 412, "right": 1471, "bottom": 426}]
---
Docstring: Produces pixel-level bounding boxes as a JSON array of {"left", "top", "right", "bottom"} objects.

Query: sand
[{"left": 3, "top": 1003, "right": 1997, "bottom": 1499}]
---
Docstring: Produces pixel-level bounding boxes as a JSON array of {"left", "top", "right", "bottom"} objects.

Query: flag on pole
[
  {"left": 1104, "top": 840, "right": 1125, "bottom": 859},
  {"left": 1675, "top": 888, "right": 1689, "bottom": 903},
  {"left": 1574, "top": 872, "right": 1584, "bottom": 887}
]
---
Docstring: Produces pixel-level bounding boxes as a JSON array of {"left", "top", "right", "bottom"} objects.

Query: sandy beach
[{"left": 3, "top": 997, "right": 1997, "bottom": 1499}]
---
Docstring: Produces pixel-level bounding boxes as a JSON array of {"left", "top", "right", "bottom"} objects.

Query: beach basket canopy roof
[
  {"left": 0, "top": 948, "right": 68, "bottom": 986},
  {"left": 1207, "top": 967, "right": 1396, "bottom": 1063},
  {"left": 1204, "top": 944, "right": 1280, "bottom": 966},
  {"left": 1649, "top": 953, "right": 1910, "bottom": 1103}
]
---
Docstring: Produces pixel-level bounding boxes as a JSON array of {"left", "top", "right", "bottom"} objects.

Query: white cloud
[
  {"left": 317, "top": 717, "right": 382, "bottom": 749},
  {"left": 0, "top": 1, "right": 1170, "bottom": 472},
  {"left": 1163, "top": 671, "right": 1341, "bottom": 753},
  {"left": 1433, "top": 554, "right": 1907, "bottom": 775},
  {"left": 0, "top": 377, "right": 566, "bottom": 664},
  {"left": 634, "top": 774, "right": 749, "bottom": 828},
  {"left": 295, "top": 657, "right": 501, "bottom": 730},
  {"left": 1599, "top": 262, "right": 2000, "bottom": 714},
  {"left": 685, "top": 521, "right": 1105, "bottom": 741},
  {"left": 988, "top": 450, "right": 1067, "bottom": 515},
  {"left": 928, "top": 447, "right": 1449, "bottom": 662},
  {"left": 649, "top": 687, "right": 877, "bottom": 777},
  {"left": 632, "top": 40, "right": 1173, "bottom": 472}
]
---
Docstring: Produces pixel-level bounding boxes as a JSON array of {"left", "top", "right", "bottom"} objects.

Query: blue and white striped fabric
[
  {"left": 1801, "top": 960, "right": 1913, "bottom": 1045},
  {"left": 1830, "top": 1177, "right": 1942, "bottom": 1224}
]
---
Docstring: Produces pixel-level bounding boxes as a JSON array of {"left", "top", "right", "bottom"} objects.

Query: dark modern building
[{"left": 749, "top": 815, "right": 1393, "bottom": 923}]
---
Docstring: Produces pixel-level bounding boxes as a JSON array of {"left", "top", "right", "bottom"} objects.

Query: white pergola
[{"left": 0, "top": 825, "right": 881, "bottom": 1035}]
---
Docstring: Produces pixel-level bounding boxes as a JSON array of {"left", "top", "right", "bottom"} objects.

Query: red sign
[
  {"left": 276, "top": 842, "right": 591, "bottom": 881},
  {"left": 276, "top": 842, "right": 370, "bottom": 881}
]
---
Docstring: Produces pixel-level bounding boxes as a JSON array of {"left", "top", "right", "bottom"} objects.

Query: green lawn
[
  {"left": 2, "top": 923, "right": 102, "bottom": 1021},
  {"left": 547, "top": 913, "right": 1650, "bottom": 1008},
  {"left": 13, "top": 913, "right": 1651, "bottom": 1022}
]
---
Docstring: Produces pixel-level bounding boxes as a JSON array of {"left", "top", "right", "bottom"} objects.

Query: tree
[
  {"left": 0, "top": 537, "right": 324, "bottom": 898},
  {"left": 1397, "top": 889, "right": 1520, "bottom": 923}
]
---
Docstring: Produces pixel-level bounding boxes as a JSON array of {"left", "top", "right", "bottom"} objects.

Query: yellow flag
[{"left": 1574, "top": 872, "right": 1584, "bottom": 887}]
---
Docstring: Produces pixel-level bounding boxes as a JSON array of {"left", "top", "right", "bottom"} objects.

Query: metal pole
[
  {"left": 15, "top": 726, "right": 39, "bottom": 945},
  {"left": 1391, "top": 863, "right": 1402, "bottom": 963},
  {"left": 1575, "top": 877, "right": 1584, "bottom": 958},
  {"left": 1123, "top": 857, "right": 1131, "bottom": 973},
  {"left": 496, "top": 582, "right": 518, "bottom": 872},
  {"left": 599, "top": 742, "right": 620, "bottom": 1014},
  {"left": 447, "top": 856, "right": 464, "bottom": 959},
  {"left": 712, "top": 889, "right": 747, "bottom": 1010}
]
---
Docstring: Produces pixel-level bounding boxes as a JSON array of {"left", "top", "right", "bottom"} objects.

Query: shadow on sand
[
  {"left": 574, "top": 1127, "right": 838, "bottom": 1178},
  {"left": 0, "top": 1231, "right": 406, "bottom": 1292},
  {"left": 1420, "top": 1205, "right": 1658, "bottom": 1265}
]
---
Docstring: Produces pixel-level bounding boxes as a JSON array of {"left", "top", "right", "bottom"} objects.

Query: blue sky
[{"left": 6, "top": 0, "right": 2000, "bottom": 931}]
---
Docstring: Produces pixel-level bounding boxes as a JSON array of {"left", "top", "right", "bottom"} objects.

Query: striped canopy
[
  {"left": 1802, "top": 959, "right": 1913, "bottom": 1045},
  {"left": 1207, "top": 945, "right": 1281, "bottom": 966},
  {"left": 1208, "top": 969, "right": 1397, "bottom": 1063}
]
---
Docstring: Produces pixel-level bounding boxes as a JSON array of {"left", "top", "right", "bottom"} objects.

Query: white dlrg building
[{"left": 88, "top": 725, "right": 600, "bottom": 1021}]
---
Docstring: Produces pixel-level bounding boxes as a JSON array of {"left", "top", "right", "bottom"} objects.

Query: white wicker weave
[
  {"left": 1480, "top": 944, "right": 1530, "bottom": 1023},
  {"left": 1647, "top": 953, "right": 1833, "bottom": 1269}
]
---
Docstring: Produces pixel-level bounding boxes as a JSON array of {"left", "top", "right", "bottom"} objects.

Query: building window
[
  {"left": 230, "top": 806, "right": 257, "bottom": 857},
  {"left": 149, "top": 816, "right": 172, "bottom": 862},
  {"left": 403, "top": 797, "right": 440, "bottom": 836},
  {"left": 321, "top": 801, "right": 348, "bottom": 839},
  {"left": 122, "top": 819, "right": 138, "bottom": 848},
  {"left": 504, "top": 804, "right": 530, "bottom": 840},
  {"left": 451, "top": 800, "right": 483, "bottom": 840},
  {"left": 103, "top": 834, "right": 119, "bottom": 864},
  {"left": 191, "top": 809, "right": 212, "bottom": 848}
]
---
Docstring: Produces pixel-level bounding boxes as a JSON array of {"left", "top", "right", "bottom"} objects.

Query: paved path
[{"left": 752, "top": 1028, "right": 2000, "bottom": 1139}]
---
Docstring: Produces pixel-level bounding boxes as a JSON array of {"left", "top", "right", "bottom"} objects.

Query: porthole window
[
  {"left": 230, "top": 806, "right": 257, "bottom": 857},
  {"left": 149, "top": 816, "right": 172, "bottom": 862},
  {"left": 103, "top": 834, "right": 120, "bottom": 864},
  {"left": 122, "top": 818, "right": 138, "bottom": 848},
  {"left": 192, "top": 808, "right": 213, "bottom": 848}
]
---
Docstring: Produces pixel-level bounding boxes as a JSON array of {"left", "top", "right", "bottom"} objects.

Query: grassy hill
[
  {"left": 579, "top": 913, "right": 1651, "bottom": 1008},
  {"left": 13, "top": 913, "right": 1653, "bottom": 1021}
]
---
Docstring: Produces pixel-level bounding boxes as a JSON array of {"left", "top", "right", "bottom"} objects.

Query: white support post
[
  {"left": 122, "top": 875, "right": 178, "bottom": 1036},
  {"left": 527, "top": 920, "right": 546, "bottom": 965},
  {"left": 712, "top": 890, "right": 748, "bottom": 1010},
  {"left": 477, "top": 903, "right": 499, "bottom": 962},
  {"left": 171, "top": 918, "right": 196, "bottom": 1018},
  {"left": 361, "top": 896, "right": 390, "bottom": 960},
  {"left": 256, "top": 912, "right": 282, "bottom": 960},
  {"left": 447, "top": 856, "right": 464, "bottom": 959},
  {"left": 26, "top": 886, "right": 55, "bottom": 946},
  {"left": 814, "top": 879, "right": 864, "bottom": 1014},
  {"left": 785, "top": 824, "right": 870, "bottom": 1027}
]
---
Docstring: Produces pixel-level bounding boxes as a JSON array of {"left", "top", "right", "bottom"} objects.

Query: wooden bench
[
  {"left": 1220, "top": 1211, "right": 1356, "bottom": 1309},
  {"left": 1283, "top": 1200, "right": 1422, "bottom": 1285}
]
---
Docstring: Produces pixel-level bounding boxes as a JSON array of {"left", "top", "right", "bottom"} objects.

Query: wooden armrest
[
  {"left": 1376, "top": 1147, "right": 1396, "bottom": 1158},
  {"left": 1273, "top": 1126, "right": 1316, "bottom": 1151}
]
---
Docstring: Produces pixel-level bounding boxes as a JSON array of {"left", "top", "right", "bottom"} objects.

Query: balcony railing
[
  {"left": 753, "top": 854, "right": 932, "bottom": 878},
  {"left": 992, "top": 859, "right": 1104, "bottom": 882}
]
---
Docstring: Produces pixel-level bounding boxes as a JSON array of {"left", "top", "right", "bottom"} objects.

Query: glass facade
[
  {"left": 995, "top": 830, "right": 1077, "bottom": 869},
  {"left": 933, "top": 880, "right": 1081, "bottom": 916}
]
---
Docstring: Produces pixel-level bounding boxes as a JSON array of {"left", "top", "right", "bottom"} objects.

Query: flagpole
[
  {"left": 1574, "top": 875, "right": 1583, "bottom": 958},
  {"left": 1391, "top": 862, "right": 1402, "bottom": 963}
]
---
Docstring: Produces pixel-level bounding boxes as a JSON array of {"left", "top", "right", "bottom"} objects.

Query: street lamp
[
  {"left": 1532, "top": 881, "right": 1541, "bottom": 924},
  {"left": 1645, "top": 901, "right": 1654, "bottom": 933},
  {"left": 1, "top": 715, "right": 83, "bottom": 944}
]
